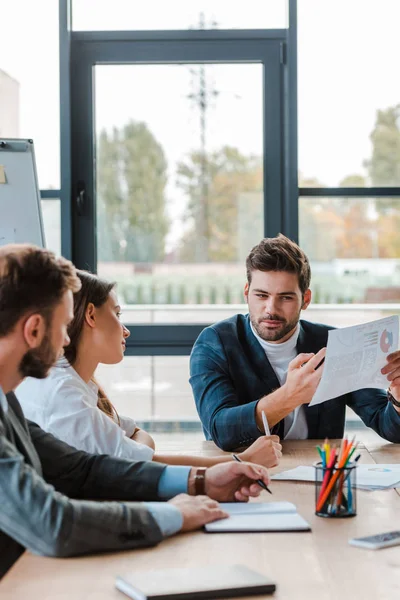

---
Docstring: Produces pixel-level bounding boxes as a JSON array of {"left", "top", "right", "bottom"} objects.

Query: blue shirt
[{"left": 145, "top": 466, "right": 191, "bottom": 536}]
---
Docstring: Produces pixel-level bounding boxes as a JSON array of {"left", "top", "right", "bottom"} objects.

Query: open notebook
[{"left": 205, "top": 501, "right": 311, "bottom": 533}]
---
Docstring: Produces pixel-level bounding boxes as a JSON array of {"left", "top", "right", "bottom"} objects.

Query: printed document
[{"left": 309, "top": 315, "right": 399, "bottom": 406}]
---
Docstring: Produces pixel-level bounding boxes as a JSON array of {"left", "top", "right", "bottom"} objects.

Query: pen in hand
[
  {"left": 261, "top": 410, "right": 271, "bottom": 436},
  {"left": 232, "top": 453, "right": 273, "bottom": 495}
]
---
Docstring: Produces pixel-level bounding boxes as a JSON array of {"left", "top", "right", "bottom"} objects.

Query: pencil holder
[{"left": 314, "top": 461, "right": 357, "bottom": 518}]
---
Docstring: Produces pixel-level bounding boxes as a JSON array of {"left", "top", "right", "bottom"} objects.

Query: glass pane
[
  {"left": 96, "top": 356, "right": 200, "bottom": 427},
  {"left": 0, "top": 1, "right": 60, "bottom": 188},
  {"left": 298, "top": 0, "right": 400, "bottom": 187},
  {"left": 73, "top": 0, "right": 287, "bottom": 30},
  {"left": 299, "top": 197, "right": 400, "bottom": 304},
  {"left": 41, "top": 199, "right": 61, "bottom": 256},
  {"left": 96, "top": 357, "right": 152, "bottom": 419},
  {"left": 95, "top": 63, "right": 263, "bottom": 318}
]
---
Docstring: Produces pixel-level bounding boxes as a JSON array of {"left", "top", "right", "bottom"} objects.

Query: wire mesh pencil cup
[{"left": 315, "top": 461, "right": 357, "bottom": 518}]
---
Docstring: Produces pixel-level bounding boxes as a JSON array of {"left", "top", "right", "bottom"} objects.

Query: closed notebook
[
  {"left": 115, "top": 564, "right": 276, "bottom": 600},
  {"left": 205, "top": 501, "right": 311, "bottom": 533}
]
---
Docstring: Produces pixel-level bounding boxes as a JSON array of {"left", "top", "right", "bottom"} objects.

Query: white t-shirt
[
  {"left": 250, "top": 323, "right": 308, "bottom": 440},
  {"left": 15, "top": 359, "right": 155, "bottom": 461}
]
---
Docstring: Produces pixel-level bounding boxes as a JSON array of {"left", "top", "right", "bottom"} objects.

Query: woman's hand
[{"left": 239, "top": 435, "right": 282, "bottom": 468}]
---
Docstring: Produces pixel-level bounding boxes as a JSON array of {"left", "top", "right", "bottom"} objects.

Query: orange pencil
[
  {"left": 317, "top": 447, "right": 337, "bottom": 504},
  {"left": 337, "top": 438, "right": 356, "bottom": 509},
  {"left": 317, "top": 440, "right": 354, "bottom": 513}
]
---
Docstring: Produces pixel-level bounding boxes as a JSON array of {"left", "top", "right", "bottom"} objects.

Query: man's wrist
[
  {"left": 388, "top": 388, "right": 400, "bottom": 412},
  {"left": 188, "top": 467, "right": 207, "bottom": 495}
]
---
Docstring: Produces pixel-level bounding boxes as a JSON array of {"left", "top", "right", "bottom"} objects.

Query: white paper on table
[
  {"left": 309, "top": 315, "right": 399, "bottom": 406},
  {"left": 0, "top": 227, "right": 16, "bottom": 246},
  {"left": 271, "top": 464, "right": 400, "bottom": 489}
]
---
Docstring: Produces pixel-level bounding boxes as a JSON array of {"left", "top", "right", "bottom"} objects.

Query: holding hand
[
  {"left": 284, "top": 348, "right": 326, "bottom": 406},
  {"left": 204, "top": 461, "right": 270, "bottom": 502},
  {"left": 382, "top": 350, "right": 400, "bottom": 407},
  {"left": 240, "top": 435, "right": 282, "bottom": 468},
  {"left": 168, "top": 494, "right": 228, "bottom": 532}
]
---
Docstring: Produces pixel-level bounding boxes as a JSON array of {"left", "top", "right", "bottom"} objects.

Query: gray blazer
[{"left": 0, "top": 392, "right": 167, "bottom": 579}]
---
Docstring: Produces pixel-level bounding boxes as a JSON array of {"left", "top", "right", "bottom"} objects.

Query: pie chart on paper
[{"left": 380, "top": 329, "right": 393, "bottom": 353}]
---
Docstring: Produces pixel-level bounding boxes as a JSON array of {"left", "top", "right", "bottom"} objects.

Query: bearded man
[{"left": 190, "top": 235, "right": 400, "bottom": 450}]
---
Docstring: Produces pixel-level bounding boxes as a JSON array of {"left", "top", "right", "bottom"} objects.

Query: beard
[
  {"left": 251, "top": 311, "right": 301, "bottom": 342},
  {"left": 19, "top": 331, "right": 59, "bottom": 379}
]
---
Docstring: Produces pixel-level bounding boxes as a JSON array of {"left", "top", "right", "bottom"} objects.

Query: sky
[{"left": 1, "top": 0, "right": 400, "bottom": 239}]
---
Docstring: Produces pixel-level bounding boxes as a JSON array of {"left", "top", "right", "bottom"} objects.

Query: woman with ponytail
[{"left": 17, "top": 271, "right": 281, "bottom": 467}]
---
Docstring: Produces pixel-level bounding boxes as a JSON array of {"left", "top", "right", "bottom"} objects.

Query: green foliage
[
  {"left": 339, "top": 174, "right": 366, "bottom": 187},
  {"left": 195, "top": 286, "right": 203, "bottom": 304},
  {"left": 178, "top": 284, "right": 187, "bottom": 304},
  {"left": 165, "top": 283, "right": 173, "bottom": 305},
  {"left": 365, "top": 104, "right": 400, "bottom": 213},
  {"left": 224, "top": 286, "right": 232, "bottom": 304},
  {"left": 176, "top": 146, "right": 263, "bottom": 262},
  {"left": 97, "top": 121, "right": 169, "bottom": 262},
  {"left": 365, "top": 104, "right": 400, "bottom": 186},
  {"left": 209, "top": 286, "right": 217, "bottom": 304}
]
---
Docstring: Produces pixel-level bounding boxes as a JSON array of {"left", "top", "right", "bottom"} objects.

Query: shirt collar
[{"left": 0, "top": 386, "right": 8, "bottom": 413}]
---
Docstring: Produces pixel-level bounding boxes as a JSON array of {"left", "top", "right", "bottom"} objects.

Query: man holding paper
[{"left": 190, "top": 235, "right": 400, "bottom": 450}]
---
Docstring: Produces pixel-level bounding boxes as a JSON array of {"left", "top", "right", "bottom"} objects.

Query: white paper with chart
[{"left": 309, "top": 315, "right": 399, "bottom": 406}]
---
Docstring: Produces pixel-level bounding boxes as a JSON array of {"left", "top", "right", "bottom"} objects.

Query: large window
[
  {"left": 298, "top": 0, "right": 400, "bottom": 188},
  {"left": 298, "top": 0, "right": 400, "bottom": 305},
  {"left": 95, "top": 63, "right": 264, "bottom": 307}
]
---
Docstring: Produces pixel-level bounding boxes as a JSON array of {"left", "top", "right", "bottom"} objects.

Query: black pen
[{"left": 232, "top": 453, "right": 272, "bottom": 495}]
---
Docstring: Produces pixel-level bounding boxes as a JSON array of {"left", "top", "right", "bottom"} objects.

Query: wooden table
[{"left": 2, "top": 432, "right": 400, "bottom": 600}]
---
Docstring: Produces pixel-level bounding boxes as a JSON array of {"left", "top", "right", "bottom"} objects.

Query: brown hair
[
  {"left": 246, "top": 234, "right": 311, "bottom": 295},
  {"left": 63, "top": 270, "right": 120, "bottom": 423},
  {"left": 0, "top": 244, "right": 81, "bottom": 337}
]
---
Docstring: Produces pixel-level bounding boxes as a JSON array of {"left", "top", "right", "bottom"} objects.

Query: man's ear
[
  {"left": 22, "top": 314, "right": 46, "bottom": 349},
  {"left": 244, "top": 282, "right": 249, "bottom": 302},
  {"left": 302, "top": 289, "right": 312, "bottom": 310},
  {"left": 84, "top": 302, "right": 96, "bottom": 329}
]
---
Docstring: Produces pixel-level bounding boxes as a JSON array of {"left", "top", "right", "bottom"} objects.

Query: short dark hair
[
  {"left": 246, "top": 234, "right": 311, "bottom": 295},
  {"left": 0, "top": 244, "right": 81, "bottom": 338}
]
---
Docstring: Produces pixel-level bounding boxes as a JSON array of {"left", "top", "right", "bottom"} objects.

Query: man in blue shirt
[
  {"left": 190, "top": 235, "right": 400, "bottom": 450},
  {"left": 0, "top": 244, "right": 270, "bottom": 578}
]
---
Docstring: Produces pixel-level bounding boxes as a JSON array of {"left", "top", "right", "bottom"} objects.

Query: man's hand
[
  {"left": 204, "top": 461, "right": 270, "bottom": 502},
  {"left": 168, "top": 494, "right": 228, "bottom": 532},
  {"left": 240, "top": 435, "right": 282, "bottom": 468},
  {"left": 283, "top": 348, "right": 326, "bottom": 406},
  {"left": 381, "top": 350, "right": 400, "bottom": 409}
]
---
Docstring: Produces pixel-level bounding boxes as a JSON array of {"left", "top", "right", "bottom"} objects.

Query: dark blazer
[
  {"left": 0, "top": 392, "right": 166, "bottom": 579},
  {"left": 190, "top": 314, "right": 400, "bottom": 450}
]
